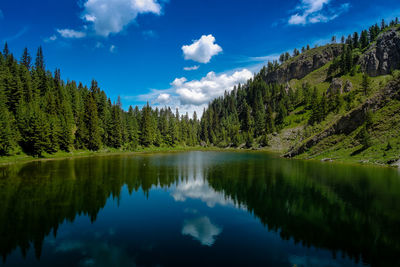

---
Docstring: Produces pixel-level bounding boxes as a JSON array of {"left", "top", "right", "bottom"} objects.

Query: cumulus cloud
[
  {"left": 182, "top": 216, "right": 222, "bottom": 246},
  {"left": 171, "top": 77, "right": 188, "bottom": 87},
  {"left": 57, "top": 29, "right": 86, "bottom": 38},
  {"left": 82, "top": 0, "right": 162, "bottom": 37},
  {"left": 184, "top": 65, "right": 200, "bottom": 71},
  {"left": 174, "top": 69, "right": 252, "bottom": 105},
  {"left": 135, "top": 69, "right": 253, "bottom": 117},
  {"left": 182, "top": 35, "right": 222, "bottom": 64},
  {"left": 155, "top": 93, "right": 171, "bottom": 104},
  {"left": 288, "top": 0, "right": 350, "bottom": 25}
]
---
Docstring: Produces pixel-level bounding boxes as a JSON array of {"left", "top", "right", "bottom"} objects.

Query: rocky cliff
[
  {"left": 264, "top": 44, "right": 342, "bottom": 84},
  {"left": 360, "top": 26, "right": 400, "bottom": 76}
]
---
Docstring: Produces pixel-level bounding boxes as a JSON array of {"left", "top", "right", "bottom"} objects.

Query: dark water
[{"left": 0, "top": 152, "right": 400, "bottom": 267}]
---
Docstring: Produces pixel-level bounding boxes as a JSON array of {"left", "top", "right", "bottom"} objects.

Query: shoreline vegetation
[
  {"left": 0, "top": 146, "right": 398, "bottom": 169},
  {"left": 1, "top": 19, "right": 400, "bottom": 168}
]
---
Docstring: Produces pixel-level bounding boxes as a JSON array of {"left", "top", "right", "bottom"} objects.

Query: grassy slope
[{"left": 274, "top": 57, "right": 399, "bottom": 165}]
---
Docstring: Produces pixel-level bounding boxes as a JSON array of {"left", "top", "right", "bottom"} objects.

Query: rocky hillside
[
  {"left": 264, "top": 44, "right": 342, "bottom": 84},
  {"left": 360, "top": 26, "right": 400, "bottom": 76},
  {"left": 285, "top": 75, "right": 400, "bottom": 159},
  {"left": 281, "top": 25, "right": 400, "bottom": 166},
  {"left": 200, "top": 21, "right": 400, "bottom": 166}
]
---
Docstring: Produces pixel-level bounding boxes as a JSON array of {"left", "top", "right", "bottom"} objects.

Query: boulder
[
  {"left": 343, "top": 80, "right": 353, "bottom": 93},
  {"left": 327, "top": 78, "right": 343, "bottom": 95}
]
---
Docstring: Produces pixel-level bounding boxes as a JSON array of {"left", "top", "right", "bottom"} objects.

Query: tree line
[{"left": 0, "top": 45, "right": 201, "bottom": 156}]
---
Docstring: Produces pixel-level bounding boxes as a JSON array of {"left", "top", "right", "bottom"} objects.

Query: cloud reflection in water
[{"left": 182, "top": 216, "right": 222, "bottom": 246}]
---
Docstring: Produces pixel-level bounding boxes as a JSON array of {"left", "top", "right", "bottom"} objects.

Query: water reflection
[
  {"left": 0, "top": 151, "right": 399, "bottom": 266},
  {"left": 181, "top": 216, "right": 222, "bottom": 246},
  {"left": 171, "top": 178, "right": 235, "bottom": 207}
]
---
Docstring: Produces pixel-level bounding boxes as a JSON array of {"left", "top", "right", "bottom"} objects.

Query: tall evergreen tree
[
  {"left": 83, "top": 92, "right": 101, "bottom": 150},
  {"left": 21, "top": 48, "right": 31, "bottom": 70}
]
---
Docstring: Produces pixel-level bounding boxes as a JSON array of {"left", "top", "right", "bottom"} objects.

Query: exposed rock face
[
  {"left": 360, "top": 27, "right": 400, "bottom": 76},
  {"left": 264, "top": 44, "right": 343, "bottom": 84},
  {"left": 327, "top": 78, "right": 343, "bottom": 95},
  {"left": 343, "top": 80, "right": 353, "bottom": 93},
  {"left": 285, "top": 76, "right": 400, "bottom": 158}
]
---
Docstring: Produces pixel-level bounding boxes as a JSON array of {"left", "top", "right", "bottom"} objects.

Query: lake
[{"left": 0, "top": 151, "right": 399, "bottom": 267}]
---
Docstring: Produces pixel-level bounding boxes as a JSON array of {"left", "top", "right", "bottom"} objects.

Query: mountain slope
[{"left": 199, "top": 22, "right": 400, "bottom": 166}]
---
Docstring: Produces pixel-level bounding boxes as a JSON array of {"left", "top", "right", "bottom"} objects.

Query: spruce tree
[
  {"left": 83, "top": 92, "right": 101, "bottom": 150},
  {"left": 140, "top": 103, "right": 155, "bottom": 147},
  {"left": 362, "top": 73, "right": 370, "bottom": 96},
  {"left": 21, "top": 48, "right": 31, "bottom": 70},
  {"left": 0, "top": 88, "right": 14, "bottom": 155},
  {"left": 3, "top": 43, "right": 9, "bottom": 58}
]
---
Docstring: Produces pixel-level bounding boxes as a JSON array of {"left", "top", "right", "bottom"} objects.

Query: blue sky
[{"left": 0, "top": 0, "right": 399, "bottom": 115}]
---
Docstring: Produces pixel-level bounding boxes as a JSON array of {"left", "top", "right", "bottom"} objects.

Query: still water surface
[{"left": 1, "top": 151, "right": 400, "bottom": 266}]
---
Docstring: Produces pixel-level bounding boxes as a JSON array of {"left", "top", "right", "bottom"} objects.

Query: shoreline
[
  {"left": 0, "top": 146, "right": 398, "bottom": 169},
  {"left": 0, "top": 146, "right": 243, "bottom": 166}
]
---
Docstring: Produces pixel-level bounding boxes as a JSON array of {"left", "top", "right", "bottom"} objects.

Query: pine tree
[
  {"left": 0, "top": 88, "right": 14, "bottom": 155},
  {"left": 3, "top": 43, "right": 9, "bottom": 58},
  {"left": 140, "top": 102, "right": 155, "bottom": 147},
  {"left": 35, "top": 46, "right": 45, "bottom": 71},
  {"left": 381, "top": 19, "right": 386, "bottom": 30},
  {"left": 109, "top": 104, "right": 123, "bottom": 148},
  {"left": 21, "top": 48, "right": 31, "bottom": 70},
  {"left": 17, "top": 103, "right": 51, "bottom": 157},
  {"left": 83, "top": 92, "right": 101, "bottom": 150},
  {"left": 360, "top": 30, "right": 369, "bottom": 49},
  {"left": 352, "top": 32, "right": 359, "bottom": 49},
  {"left": 362, "top": 73, "right": 370, "bottom": 96},
  {"left": 308, "top": 87, "right": 319, "bottom": 125}
]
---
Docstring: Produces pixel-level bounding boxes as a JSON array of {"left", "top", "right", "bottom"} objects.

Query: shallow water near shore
[{"left": 0, "top": 151, "right": 399, "bottom": 266}]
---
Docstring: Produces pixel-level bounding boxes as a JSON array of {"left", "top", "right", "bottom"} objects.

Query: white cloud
[
  {"left": 289, "top": 14, "right": 308, "bottom": 25},
  {"left": 288, "top": 0, "right": 350, "bottom": 25},
  {"left": 82, "top": 0, "right": 162, "bottom": 37},
  {"left": 182, "top": 216, "right": 222, "bottom": 246},
  {"left": 44, "top": 35, "right": 57, "bottom": 42},
  {"left": 182, "top": 35, "right": 222, "bottom": 64},
  {"left": 110, "top": 44, "right": 116, "bottom": 53},
  {"left": 184, "top": 65, "right": 200, "bottom": 71},
  {"left": 174, "top": 69, "right": 252, "bottom": 105},
  {"left": 171, "top": 77, "right": 187, "bottom": 87},
  {"left": 135, "top": 69, "right": 252, "bottom": 117},
  {"left": 155, "top": 93, "right": 171, "bottom": 104},
  {"left": 57, "top": 29, "right": 86, "bottom": 38}
]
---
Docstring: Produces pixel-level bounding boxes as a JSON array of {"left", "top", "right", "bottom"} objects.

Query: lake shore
[
  {"left": 0, "top": 146, "right": 241, "bottom": 166},
  {"left": 0, "top": 146, "right": 398, "bottom": 169}
]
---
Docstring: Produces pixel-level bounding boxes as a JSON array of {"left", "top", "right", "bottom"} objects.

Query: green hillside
[{"left": 199, "top": 21, "right": 400, "bottom": 167}]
